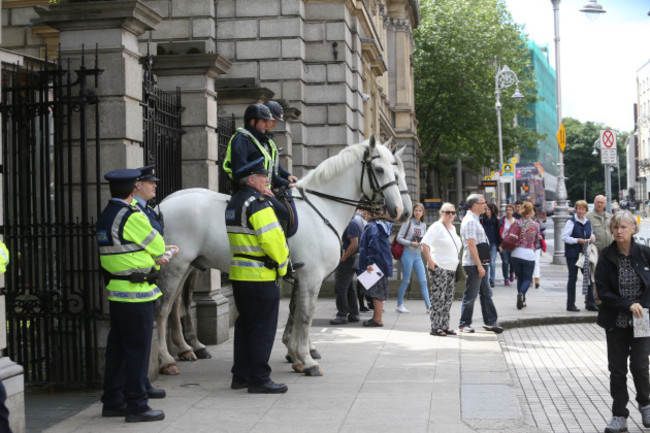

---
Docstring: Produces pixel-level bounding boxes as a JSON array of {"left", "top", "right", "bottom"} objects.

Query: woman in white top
[
  {"left": 422, "top": 202, "right": 462, "bottom": 336},
  {"left": 395, "top": 203, "right": 429, "bottom": 313}
]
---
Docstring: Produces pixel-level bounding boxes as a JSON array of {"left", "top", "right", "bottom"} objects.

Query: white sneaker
[
  {"left": 604, "top": 415, "right": 627, "bottom": 433},
  {"left": 396, "top": 305, "right": 410, "bottom": 313},
  {"left": 459, "top": 325, "right": 475, "bottom": 333},
  {"left": 640, "top": 403, "right": 650, "bottom": 427}
]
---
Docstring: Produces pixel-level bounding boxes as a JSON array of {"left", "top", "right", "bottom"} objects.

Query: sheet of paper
[
  {"left": 633, "top": 308, "right": 650, "bottom": 338},
  {"left": 358, "top": 264, "right": 384, "bottom": 290}
]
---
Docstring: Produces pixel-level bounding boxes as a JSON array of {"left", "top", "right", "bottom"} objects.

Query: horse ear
[
  {"left": 385, "top": 137, "right": 394, "bottom": 152},
  {"left": 369, "top": 135, "right": 376, "bottom": 151},
  {"left": 395, "top": 145, "right": 406, "bottom": 158}
]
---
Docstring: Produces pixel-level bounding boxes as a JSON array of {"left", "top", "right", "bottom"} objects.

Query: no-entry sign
[{"left": 600, "top": 130, "right": 616, "bottom": 149}]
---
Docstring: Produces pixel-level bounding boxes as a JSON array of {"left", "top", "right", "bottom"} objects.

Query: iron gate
[
  {"left": 0, "top": 49, "right": 104, "bottom": 385},
  {"left": 141, "top": 56, "right": 183, "bottom": 203}
]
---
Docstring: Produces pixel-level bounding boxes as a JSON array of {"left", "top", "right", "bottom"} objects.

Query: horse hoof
[
  {"left": 160, "top": 364, "right": 180, "bottom": 375},
  {"left": 194, "top": 348, "right": 212, "bottom": 359},
  {"left": 178, "top": 350, "right": 197, "bottom": 362},
  {"left": 285, "top": 354, "right": 293, "bottom": 363},
  {"left": 310, "top": 349, "right": 321, "bottom": 360},
  {"left": 291, "top": 363, "right": 304, "bottom": 373},
  {"left": 304, "top": 366, "right": 323, "bottom": 377}
]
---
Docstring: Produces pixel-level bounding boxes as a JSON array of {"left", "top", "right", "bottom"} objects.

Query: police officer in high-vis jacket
[
  {"left": 97, "top": 168, "right": 167, "bottom": 422},
  {"left": 226, "top": 157, "right": 289, "bottom": 394},
  {"left": 131, "top": 164, "right": 168, "bottom": 400}
]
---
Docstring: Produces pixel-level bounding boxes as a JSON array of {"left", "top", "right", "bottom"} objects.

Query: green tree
[
  {"left": 414, "top": 0, "right": 541, "bottom": 198},
  {"left": 563, "top": 117, "right": 629, "bottom": 203}
]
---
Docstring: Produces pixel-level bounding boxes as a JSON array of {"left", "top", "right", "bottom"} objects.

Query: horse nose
[
  {"left": 400, "top": 210, "right": 411, "bottom": 222},
  {"left": 390, "top": 205, "right": 403, "bottom": 221}
]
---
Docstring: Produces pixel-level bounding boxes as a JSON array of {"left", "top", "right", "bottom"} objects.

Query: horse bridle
[{"left": 296, "top": 146, "right": 400, "bottom": 254}]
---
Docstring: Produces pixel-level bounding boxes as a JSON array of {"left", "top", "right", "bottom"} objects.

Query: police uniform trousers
[
  {"left": 101, "top": 300, "right": 155, "bottom": 414},
  {"left": 231, "top": 280, "right": 280, "bottom": 387}
]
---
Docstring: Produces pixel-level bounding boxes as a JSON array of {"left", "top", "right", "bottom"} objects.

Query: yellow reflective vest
[
  {"left": 96, "top": 199, "right": 165, "bottom": 302},
  {"left": 222, "top": 127, "right": 276, "bottom": 185},
  {"left": 225, "top": 186, "right": 289, "bottom": 281},
  {"left": 0, "top": 241, "right": 9, "bottom": 274}
]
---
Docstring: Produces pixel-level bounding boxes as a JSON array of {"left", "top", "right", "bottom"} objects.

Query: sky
[{"left": 504, "top": 0, "right": 650, "bottom": 133}]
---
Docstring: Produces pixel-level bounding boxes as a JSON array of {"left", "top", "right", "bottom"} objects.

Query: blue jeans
[
  {"left": 489, "top": 244, "right": 498, "bottom": 283},
  {"left": 511, "top": 257, "right": 535, "bottom": 298},
  {"left": 500, "top": 250, "right": 512, "bottom": 280},
  {"left": 459, "top": 264, "right": 498, "bottom": 327},
  {"left": 566, "top": 256, "right": 596, "bottom": 308},
  {"left": 397, "top": 249, "right": 429, "bottom": 307}
]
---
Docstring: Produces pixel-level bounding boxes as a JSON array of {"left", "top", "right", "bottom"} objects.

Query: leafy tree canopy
[
  {"left": 563, "top": 117, "right": 628, "bottom": 203},
  {"left": 414, "top": 0, "right": 541, "bottom": 185}
]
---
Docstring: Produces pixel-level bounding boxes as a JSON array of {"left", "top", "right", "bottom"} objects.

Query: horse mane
[{"left": 297, "top": 141, "right": 391, "bottom": 189}]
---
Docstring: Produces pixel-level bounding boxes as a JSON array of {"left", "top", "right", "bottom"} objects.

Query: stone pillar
[
  {"left": 36, "top": 0, "right": 163, "bottom": 207},
  {"left": 152, "top": 53, "right": 232, "bottom": 344}
]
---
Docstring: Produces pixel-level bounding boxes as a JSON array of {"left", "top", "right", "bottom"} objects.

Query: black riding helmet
[
  {"left": 264, "top": 100, "right": 284, "bottom": 123},
  {"left": 244, "top": 103, "right": 274, "bottom": 125}
]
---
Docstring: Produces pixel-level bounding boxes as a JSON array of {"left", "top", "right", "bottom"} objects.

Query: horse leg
[
  {"left": 282, "top": 283, "right": 297, "bottom": 364},
  {"left": 157, "top": 297, "right": 180, "bottom": 375},
  {"left": 288, "top": 281, "right": 323, "bottom": 376},
  {"left": 170, "top": 292, "right": 197, "bottom": 362},
  {"left": 180, "top": 269, "right": 211, "bottom": 359}
]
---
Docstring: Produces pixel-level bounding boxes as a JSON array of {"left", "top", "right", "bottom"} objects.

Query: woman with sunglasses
[{"left": 422, "top": 203, "right": 462, "bottom": 336}]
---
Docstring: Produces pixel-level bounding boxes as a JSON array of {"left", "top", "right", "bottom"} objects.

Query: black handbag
[{"left": 476, "top": 242, "right": 491, "bottom": 265}]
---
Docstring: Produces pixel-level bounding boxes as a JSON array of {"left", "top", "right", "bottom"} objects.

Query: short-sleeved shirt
[
  {"left": 460, "top": 210, "right": 488, "bottom": 266},
  {"left": 342, "top": 216, "right": 364, "bottom": 252},
  {"left": 421, "top": 221, "right": 461, "bottom": 271}
]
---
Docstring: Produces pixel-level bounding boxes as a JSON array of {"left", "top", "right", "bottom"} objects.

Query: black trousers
[
  {"left": 101, "top": 301, "right": 155, "bottom": 415},
  {"left": 606, "top": 327, "right": 650, "bottom": 417},
  {"left": 231, "top": 280, "right": 280, "bottom": 387},
  {"left": 334, "top": 256, "right": 359, "bottom": 318}
]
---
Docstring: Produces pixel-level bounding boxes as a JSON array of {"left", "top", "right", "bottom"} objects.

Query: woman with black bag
[{"left": 595, "top": 211, "right": 650, "bottom": 433}]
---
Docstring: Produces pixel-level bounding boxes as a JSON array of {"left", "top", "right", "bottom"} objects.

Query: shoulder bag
[
  {"left": 501, "top": 220, "right": 522, "bottom": 252},
  {"left": 390, "top": 219, "right": 412, "bottom": 260},
  {"left": 444, "top": 224, "right": 463, "bottom": 282}
]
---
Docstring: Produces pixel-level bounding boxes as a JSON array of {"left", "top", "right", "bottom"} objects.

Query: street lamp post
[
  {"left": 495, "top": 64, "right": 524, "bottom": 216},
  {"left": 551, "top": 0, "right": 569, "bottom": 265}
]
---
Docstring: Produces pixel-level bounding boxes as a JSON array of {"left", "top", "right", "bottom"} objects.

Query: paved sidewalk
[{"left": 37, "top": 250, "right": 602, "bottom": 433}]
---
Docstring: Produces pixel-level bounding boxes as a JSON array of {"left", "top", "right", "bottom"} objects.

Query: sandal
[
  {"left": 444, "top": 329, "right": 457, "bottom": 335},
  {"left": 429, "top": 329, "right": 447, "bottom": 336}
]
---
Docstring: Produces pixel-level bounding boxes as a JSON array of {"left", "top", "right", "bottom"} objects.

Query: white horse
[{"left": 155, "top": 137, "right": 404, "bottom": 375}]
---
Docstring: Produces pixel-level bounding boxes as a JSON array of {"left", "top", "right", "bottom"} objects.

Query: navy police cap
[
  {"left": 137, "top": 164, "right": 160, "bottom": 181},
  {"left": 234, "top": 157, "right": 269, "bottom": 179},
  {"left": 104, "top": 168, "right": 141, "bottom": 188}
]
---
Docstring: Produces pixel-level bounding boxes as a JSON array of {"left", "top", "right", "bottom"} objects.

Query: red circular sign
[{"left": 602, "top": 130, "right": 615, "bottom": 148}]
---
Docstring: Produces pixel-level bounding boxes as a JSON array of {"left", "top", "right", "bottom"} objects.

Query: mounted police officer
[
  {"left": 223, "top": 102, "right": 303, "bottom": 277},
  {"left": 225, "top": 157, "right": 289, "bottom": 394},
  {"left": 97, "top": 168, "right": 169, "bottom": 422}
]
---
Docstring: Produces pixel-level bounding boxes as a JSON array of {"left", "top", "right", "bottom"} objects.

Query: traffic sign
[
  {"left": 502, "top": 163, "right": 514, "bottom": 175},
  {"left": 601, "top": 148, "right": 617, "bottom": 165},
  {"left": 556, "top": 124, "right": 566, "bottom": 152},
  {"left": 600, "top": 130, "right": 617, "bottom": 149},
  {"left": 509, "top": 157, "right": 518, "bottom": 164}
]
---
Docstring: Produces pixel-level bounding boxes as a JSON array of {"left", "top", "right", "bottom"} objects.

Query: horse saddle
[{"left": 271, "top": 188, "right": 299, "bottom": 238}]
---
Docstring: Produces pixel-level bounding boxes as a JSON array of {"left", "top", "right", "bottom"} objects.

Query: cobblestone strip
[{"left": 500, "top": 323, "right": 646, "bottom": 432}]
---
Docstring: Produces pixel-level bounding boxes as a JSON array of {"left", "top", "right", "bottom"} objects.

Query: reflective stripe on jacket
[
  {"left": 96, "top": 199, "right": 166, "bottom": 302},
  {"left": 226, "top": 186, "right": 289, "bottom": 281},
  {"left": 0, "top": 241, "right": 9, "bottom": 274}
]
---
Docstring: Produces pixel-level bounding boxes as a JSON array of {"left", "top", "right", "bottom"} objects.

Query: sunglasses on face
[{"left": 443, "top": 211, "right": 456, "bottom": 215}]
